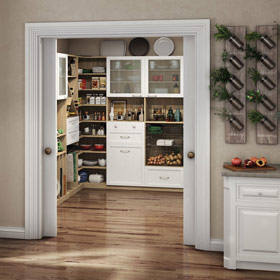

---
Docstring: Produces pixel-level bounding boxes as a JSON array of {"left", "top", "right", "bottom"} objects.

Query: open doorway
[{"left": 26, "top": 20, "right": 210, "bottom": 250}]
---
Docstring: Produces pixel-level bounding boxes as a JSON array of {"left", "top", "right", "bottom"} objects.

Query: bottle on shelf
[
  {"left": 109, "top": 105, "right": 114, "bottom": 121},
  {"left": 91, "top": 124, "right": 96, "bottom": 135},
  {"left": 139, "top": 107, "right": 144, "bottom": 122},
  {"left": 101, "top": 112, "right": 106, "bottom": 121},
  {"left": 89, "top": 94, "right": 95, "bottom": 104},
  {"left": 173, "top": 83, "right": 179, "bottom": 94}
]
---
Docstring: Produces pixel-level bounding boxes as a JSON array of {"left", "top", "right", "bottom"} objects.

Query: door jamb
[{"left": 25, "top": 19, "right": 210, "bottom": 250}]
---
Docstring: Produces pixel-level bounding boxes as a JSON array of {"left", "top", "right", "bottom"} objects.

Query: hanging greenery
[
  {"left": 214, "top": 108, "right": 233, "bottom": 121},
  {"left": 246, "top": 32, "right": 262, "bottom": 41},
  {"left": 248, "top": 68, "right": 262, "bottom": 85},
  {"left": 246, "top": 89, "right": 263, "bottom": 103},
  {"left": 244, "top": 44, "right": 263, "bottom": 61},
  {"left": 248, "top": 110, "right": 264, "bottom": 124},
  {"left": 212, "top": 86, "right": 230, "bottom": 101},
  {"left": 214, "top": 24, "right": 232, "bottom": 40},
  {"left": 210, "top": 67, "right": 231, "bottom": 89}
]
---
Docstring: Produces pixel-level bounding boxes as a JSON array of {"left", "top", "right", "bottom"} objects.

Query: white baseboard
[
  {"left": 210, "top": 239, "right": 224, "bottom": 251},
  {"left": 0, "top": 226, "right": 25, "bottom": 239}
]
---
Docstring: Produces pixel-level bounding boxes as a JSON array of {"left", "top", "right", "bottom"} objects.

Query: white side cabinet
[
  {"left": 57, "top": 53, "right": 68, "bottom": 100},
  {"left": 107, "top": 122, "right": 145, "bottom": 186},
  {"left": 224, "top": 176, "right": 280, "bottom": 272}
]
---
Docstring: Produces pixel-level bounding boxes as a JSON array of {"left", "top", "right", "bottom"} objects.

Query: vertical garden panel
[
  {"left": 256, "top": 25, "right": 278, "bottom": 144},
  {"left": 225, "top": 26, "right": 247, "bottom": 144}
]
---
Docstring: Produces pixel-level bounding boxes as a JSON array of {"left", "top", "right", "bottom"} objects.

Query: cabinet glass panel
[
  {"left": 110, "top": 60, "right": 141, "bottom": 94},
  {"left": 58, "top": 57, "right": 67, "bottom": 98},
  {"left": 148, "top": 59, "right": 181, "bottom": 95}
]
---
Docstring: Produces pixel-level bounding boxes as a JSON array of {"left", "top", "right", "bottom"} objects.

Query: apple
[
  {"left": 250, "top": 157, "right": 258, "bottom": 164},
  {"left": 232, "top": 157, "right": 242, "bottom": 166},
  {"left": 244, "top": 159, "right": 253, "bottom": 168}
]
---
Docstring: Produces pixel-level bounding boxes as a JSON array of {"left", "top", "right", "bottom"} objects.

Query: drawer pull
[
  {"left": 159, "top": 176, "right": 170, "bottom": 180},
  {"left": 258, "top": 192, "right": 263, "bottom": 196},
  {"left": 114, "top": 125, "right": 118, "bottom": 128},
  {"left": 120, "top": 136, "right": 130, "bottom": 139},
  {"left": 133, "top": 125, "right": 136, "bottom": 128},
  {"left": 120, "top": 150, "right": 130, "bottom": 153}
]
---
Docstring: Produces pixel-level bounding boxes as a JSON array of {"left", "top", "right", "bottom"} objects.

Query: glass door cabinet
[
  {"left": 107, "top": 57, "right": 144, "bottom": 97},
  {"left": 57, "top": 53, "right": 68, "bottom": 100}
]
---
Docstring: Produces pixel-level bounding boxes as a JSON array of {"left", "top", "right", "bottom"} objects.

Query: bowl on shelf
[
  {"left": 94, "top": 144, "right": 105, "bottom": 151},
  {"left": 80, "top": 144, "right": 92, "bottom": 150},
  {"left": 83, "top": 160, "right": 98, "bottom": 166}
]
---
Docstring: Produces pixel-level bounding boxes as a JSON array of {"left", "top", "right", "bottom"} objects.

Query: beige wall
[{"left": 1, "top": 0, "right": 280, "bottom": 239}]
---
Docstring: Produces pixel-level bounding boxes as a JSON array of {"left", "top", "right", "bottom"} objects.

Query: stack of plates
[
  {"left": 100, "top": 40, "right": 126, "bottom": 56},
  {"left": 92, "top": 67, "right": 105, "bottom": 73}
]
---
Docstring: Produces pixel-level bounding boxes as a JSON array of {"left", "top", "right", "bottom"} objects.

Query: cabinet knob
[
  {"left": 45, "top": 148, "right": 52, "bottom": 155},
  {"left": 187, "top": 152, "right": 195, "bottom": 159}
]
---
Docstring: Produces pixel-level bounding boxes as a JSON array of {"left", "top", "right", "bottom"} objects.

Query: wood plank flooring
[{"left": 1, "top": 189, "right": 280, "bottom": 279}]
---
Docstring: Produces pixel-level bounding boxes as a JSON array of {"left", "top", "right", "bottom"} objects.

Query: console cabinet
[{"left": 224, "top": 176, "right": 280, "bottom": 271}]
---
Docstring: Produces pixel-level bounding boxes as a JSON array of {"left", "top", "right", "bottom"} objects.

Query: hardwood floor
[{"left": 1, "top": 189, "right": 280, "bottom": 279}]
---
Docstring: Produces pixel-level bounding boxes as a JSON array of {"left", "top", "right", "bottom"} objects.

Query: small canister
[
  {"left": 89, "top": 95, "right": 95, "bottom": 104},
  {"left": 99, "top": 77, "right": 106, "bottom": 89},
  {"left": 92, "top": 77, "right": 99, "bottom": 89}
]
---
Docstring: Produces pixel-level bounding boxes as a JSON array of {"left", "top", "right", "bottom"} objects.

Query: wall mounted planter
[
  {"left": 225, "top": 26, "right": 247, "bottom": 144},
  {"left": 229, "top": 55, "right": 244, "bottom": 70},
  {"left": 256, "top": 25, "right": 278, "bottom": 144},
  {"left": 260, "top": 34, "right": 276, "bottom": 49}
]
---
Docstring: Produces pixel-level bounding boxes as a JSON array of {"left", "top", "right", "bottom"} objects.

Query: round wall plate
[
  {"left": 129, "top": 37, "right": 150, "bottom": 56},
  {"left": 154, "top": 37, "right": 174, "bottom": 56}
]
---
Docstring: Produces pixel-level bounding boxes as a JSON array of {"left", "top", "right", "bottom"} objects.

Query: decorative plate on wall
[
  {"left": 154, "top": 37, "right": 174, "bottom": 56},
  {"left": 100, "top": 40, "right": 126, "bottom": 56},
  {"left": 129, "top": 37, "right": 150, "bottom": 56}
]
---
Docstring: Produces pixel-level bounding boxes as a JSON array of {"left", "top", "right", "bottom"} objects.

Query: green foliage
[
  {"left": 246, "top": 89, "right": 264, "bottom": 104},
  {"left": 248, "top": 110, "right": 264, "bottom": 124},
  {"left": 246, "top": 32, "right": 262, "bottom": 41},
  {"left": 213, "top": 86, "right": 230, "bottom": 101},
  {"left": 248, "top": 68, "right": 262, "bottom": 85},
  {"left": 244, "top": 44, "right": 263, "bottom": 61},
  {"left": 214, "top": 24, "right": 232, "bottom": 40},
  {"left": 214, "top": 108, "right": 233, "bottom": 121},
  {"left": 210, "top": 67, "right": 231, "bottom": 89},
  {"left": 221, "top": 50, "right": 230, "bottom": 62}
]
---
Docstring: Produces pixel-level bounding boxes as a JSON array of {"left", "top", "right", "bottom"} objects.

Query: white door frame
[{"left": 25, "top": 19, "right": 210, "bottom": 250}]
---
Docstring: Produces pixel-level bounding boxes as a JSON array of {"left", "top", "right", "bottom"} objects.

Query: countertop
[{"left": 222, "top": 163, "right": 280, "bottom": 178}]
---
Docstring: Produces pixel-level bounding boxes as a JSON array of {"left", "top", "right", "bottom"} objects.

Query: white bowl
[{"left": 98, "top": 159, "right": 106, "bottom": 167}]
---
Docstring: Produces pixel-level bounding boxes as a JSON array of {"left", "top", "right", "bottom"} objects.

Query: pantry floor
[{"left": 0, "top": 189, "right": 280, "bottom": 279}]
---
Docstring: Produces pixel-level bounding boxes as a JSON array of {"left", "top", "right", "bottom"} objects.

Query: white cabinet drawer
[
  {"left": 108, "top": 131, "right": 143, "bottom": 145},
  {"left": 145, "top": 167, "right": 183, "bottom": 188},
  {"left": 107, "top": 121, "right": 144, "bottom": 131},
  {"left": 237, "top": 184, "right": 280, "bottom": 202},
  {"left": 107, "top": 146, "right": 144, "bottom": 186}
]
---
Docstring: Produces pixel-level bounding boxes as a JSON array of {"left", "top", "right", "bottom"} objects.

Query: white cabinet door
[
  {"left": 107, "top": 57, "right": 144, "bottom": 97},
  {"left": 57, "top": 53, "right": 68, "bottom": 100},
  {"left": 238, "top": 208, "right": 280, "bottom": 260},
  {"left": 145, "top": 56, "right": 183, "bottom": 98},
  {"left": 107, "top": 146, "right": 144, "bottom": 186}
]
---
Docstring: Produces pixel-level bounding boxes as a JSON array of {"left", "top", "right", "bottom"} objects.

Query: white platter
[
  {"left": 154, "top": 37, "right": 174, "bottom": 56},
  {"left": 100, "top": 40, "right": 126, "bottom": 56}
]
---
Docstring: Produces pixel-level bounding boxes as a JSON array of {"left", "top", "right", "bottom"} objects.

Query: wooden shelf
[
  {"left": 57, "top": 151, "right": 66, "bottom": 157},
  {"left": 79, "top": 104, "right": 107, "bottom": 107},
  {"left": 68, "top": 76, "right": 77, "bottom": 79},
  {"left": 79, "top": 89, "right": 106, "bottom": 92},
  {"left": 146, "top": 121, "right": 184, "bottom": 124},
  {"left": 78, "top": 56, "right": 106, "bottom": 59},
  {"left": 80, "top": 135, "right": 106, "bottom": 139},
  {"left": 79, "top": 73, "right": 106, "bottom": 76},
  {"left": 78, "top": 150, "right": 106, "bottom": 154},
  {"left": 57, "top": 133, "right": 66, "bottom": 138},
  {"left": 78, "top": 166, "right": 106, "bottom": 171},
  {"left": 57, "top": 183, "right": 83, "bottom": 206},
  {"left": 80, "top": 120, "right": 106, "bottom": 123}
]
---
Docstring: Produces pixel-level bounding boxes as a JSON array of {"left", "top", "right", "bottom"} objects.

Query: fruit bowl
[{"left": 94, "top": 144, "right": 104, "bottom": 151}]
